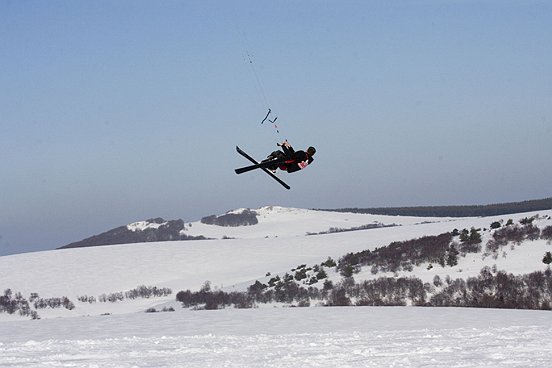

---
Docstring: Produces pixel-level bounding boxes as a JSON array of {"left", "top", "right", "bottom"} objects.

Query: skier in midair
[{"left": 263, "top": 140, "right": 316, "bottom": 173}]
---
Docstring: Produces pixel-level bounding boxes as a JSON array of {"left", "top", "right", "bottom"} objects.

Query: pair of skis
[{"left": 235, "top": 146, "right": 291, "bottom": 190}]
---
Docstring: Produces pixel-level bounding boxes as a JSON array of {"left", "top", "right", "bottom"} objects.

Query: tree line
[
  {"left": 319, "top": 197, "right": 552, "bottom": 217},
  {"left": 201, "top": 209, "right": 259, "bottom": 227},
  {"left": 0, "top": 289, "right": 73, "bottom": 319},
  {"left": 176, "top": 268, "right": 552, "bottom": 310},
  {"left": 1, "top": 285, "right": 172, "bottom": 320},
  {"left": 78, "top": 285, "right": 172, "bottom": 304}
]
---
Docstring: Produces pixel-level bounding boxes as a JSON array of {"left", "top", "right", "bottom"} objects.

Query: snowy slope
[
  {"left": 1, "top": 207, "right": 551, "bottom": 320},
  {"left": 180, "top": 205, "right": 448, "bottom": 239},
  {"left": 2, "top": 206, "right": 552, "bottom": 367}
]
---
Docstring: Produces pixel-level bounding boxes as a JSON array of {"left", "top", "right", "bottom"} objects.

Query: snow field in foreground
[{"left": 1, "top": 306, "right": 551, "bottom": 368}]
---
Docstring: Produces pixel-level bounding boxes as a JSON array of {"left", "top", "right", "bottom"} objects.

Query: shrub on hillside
[
  {"left": 543, "top": 251, "right": 552, "bottom": 265},
  {"left": 201, "top": 209, "right": 258, "bottom": 226},
  {"left": 430, "top": 268, "right": 552, "bottom": 309},
  {"left": 124, "top": 285, "right": 172, "bottom": 299},
  {"left": 33, "top": 296, "right": 74, "bottom": 310},
  {"left": 354, "top": 277, "right": 426, "bottom": 306},
  {"left": 541, "top": 226, "right": 552, "bottom": 242},
  {"left": 490, "top": 221, "right": 501, "bottom": 229},
  {"left": 321, "top": 257, "right": 337, "bottom": 268},
  {"left": 487, "top": 223, "right": 543, "bottom": 253},
  {"left": 336, "top": 233, "right": 454, "bottom": 275}
]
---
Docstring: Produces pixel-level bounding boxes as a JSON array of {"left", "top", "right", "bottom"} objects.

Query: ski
[
  {"left": 235, "top": 146, "right": 291, "bottom": 190},
  {"left": 234, "top": 156, "right": 289, "bottom": 175}
]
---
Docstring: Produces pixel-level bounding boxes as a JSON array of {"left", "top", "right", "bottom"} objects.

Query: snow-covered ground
[
  {"left": 1, "top": 206, "right": 551, "bottom": 367},
  {"left": 180, "top": 206, "right": 448, "bottom": 239},
  {"left": 1, "top": 306, "right": 551, "bottom": 367},
  {"left": 1, "top": 207, "right": 550, "bottom": 317}
]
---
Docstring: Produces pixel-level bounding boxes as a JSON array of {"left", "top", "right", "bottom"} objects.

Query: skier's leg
[
  {"left": 264, "top": 150, "right": 285, "bottom": 160},
  {"left": 281, "top": 145, "right": 295, "bottom": 159},
  {"left": 262, "top": 150, "right": 285, "bottom": 172}
]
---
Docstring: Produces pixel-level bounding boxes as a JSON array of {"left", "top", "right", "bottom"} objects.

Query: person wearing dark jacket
[{"left": 264, "top": 140, "right": 316, "bottom": 173}]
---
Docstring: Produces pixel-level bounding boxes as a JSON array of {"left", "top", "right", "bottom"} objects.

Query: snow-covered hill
[
  {"left": 2, "top": 206, "right": 552, "bottom": 367},
  {"left": 179, "top": 205, "right": 441, "bottom": 239},
  {"left": 57, "top": 205, "right": 448, "bottom": 249},
  {"left": 1, "top": 206, "right": 551, "bottom": 320}
]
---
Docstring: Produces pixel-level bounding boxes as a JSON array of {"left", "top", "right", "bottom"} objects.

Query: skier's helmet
[{"left": 307, "top": 146, "right": 316, "bottom": 156}]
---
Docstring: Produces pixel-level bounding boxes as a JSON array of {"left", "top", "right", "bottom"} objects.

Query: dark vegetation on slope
[
  {"left": 176, "top": 218, "right": 552, "bottom": 311},
  {"left": 306, "top": 222, "right": 398, "bottom": 235},
  {"left": 58, "top": 210, "right": 259, "bottom": 249},
  {"left": 200, "top": 209, "right": 259, "bottom": 226},
  {"left": 1, "top": 285, "right": 172, "bottom": 320},
  {"left": 58, "top": 218, "right": 207, "bottom": 249},
  {"left": 318, "top": 197, "right": 552, "bottom": 217},
  {"left": 177, "top": 270, "right": 552, "bottom": 310}
]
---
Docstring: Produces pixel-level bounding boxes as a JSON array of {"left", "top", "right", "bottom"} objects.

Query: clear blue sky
[{"left": 1, "top": 0, "right": 551, "bottom": 255}]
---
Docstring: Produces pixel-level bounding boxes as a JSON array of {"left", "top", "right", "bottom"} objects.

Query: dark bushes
[
  {"left": 336, "top": 233, "right": 455, "bottom": 275},
  {"left": 201, "top": 209, "right": 258, "bottom": 226}
]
